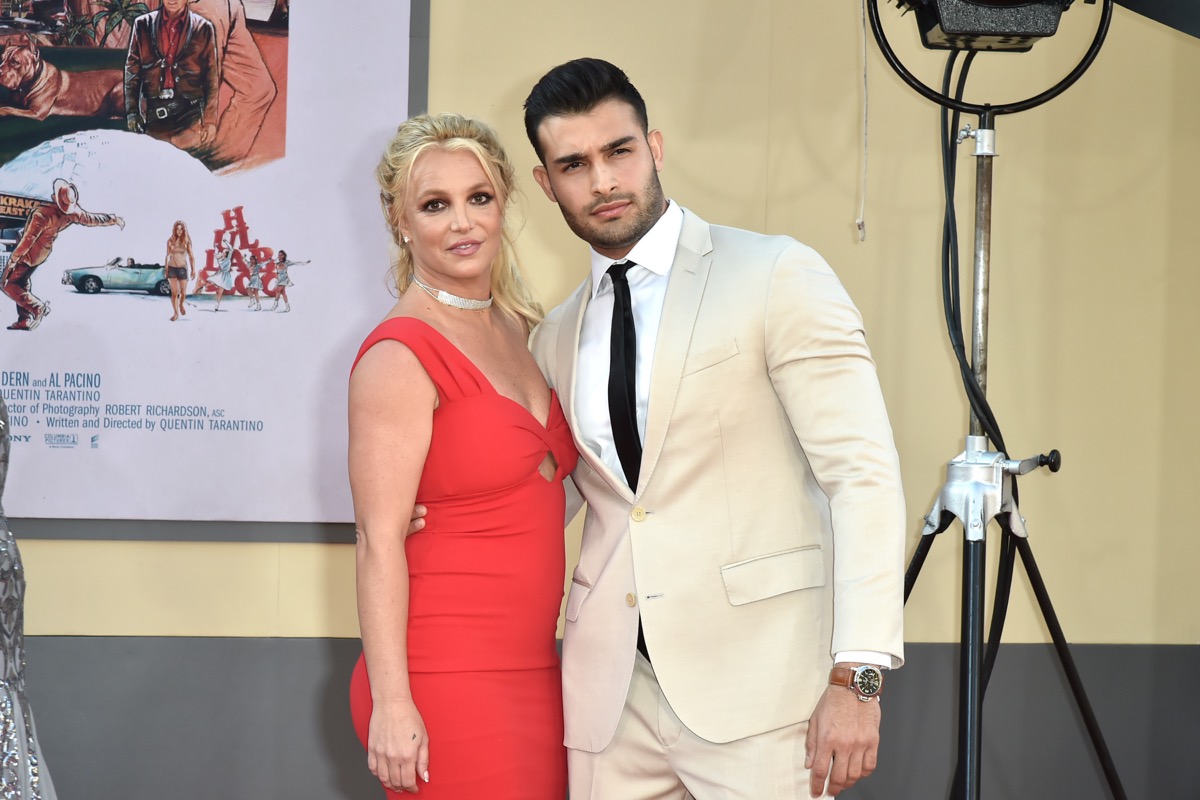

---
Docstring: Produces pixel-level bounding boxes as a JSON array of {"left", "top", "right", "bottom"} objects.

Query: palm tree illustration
[
  {"left": 92, "top": 0, "right": 150, "bottom": 48},
  {"left": 57, "top": 8, "right": 99, "bottom": 46}
]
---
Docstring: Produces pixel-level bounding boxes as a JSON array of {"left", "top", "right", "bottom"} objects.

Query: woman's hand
[{"left": 367, "top": 697, "right": 430, "bottom": 794}]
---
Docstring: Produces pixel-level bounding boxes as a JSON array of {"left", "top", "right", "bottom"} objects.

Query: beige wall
[{"left": 23, "top": 1, "right": 1200, "bottom": 646}]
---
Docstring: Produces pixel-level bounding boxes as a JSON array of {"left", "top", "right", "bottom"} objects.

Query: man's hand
[
  {"left": 407, "top": 504, "right": 427, "bottom": 535},
  {"left": 804, "top": 681, "right": 882, "bottom": 796}
]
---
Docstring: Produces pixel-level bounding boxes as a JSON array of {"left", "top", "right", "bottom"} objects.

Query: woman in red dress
[{"left": 348, "top": 113, "right": 575, "bottom": 799}]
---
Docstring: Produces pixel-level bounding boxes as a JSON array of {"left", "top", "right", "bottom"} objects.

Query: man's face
[
  {"left": 532, "top": 98, "right": 666, "bottom": 261},
  {"left": 162, "top": 0, "right": 188, "bottom": 17}
]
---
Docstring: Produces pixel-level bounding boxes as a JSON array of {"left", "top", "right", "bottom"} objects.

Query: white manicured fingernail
[{"left": 422, "top": 770, "right": 430, "bottom": 782}]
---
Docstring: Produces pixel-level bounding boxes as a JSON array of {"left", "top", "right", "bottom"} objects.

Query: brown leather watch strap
[
  {"left": 829, "top": 666, "right": 855, "bottom": 689},
  {"left": 829, "top": 665, "right": 883, "bottom": 700}
]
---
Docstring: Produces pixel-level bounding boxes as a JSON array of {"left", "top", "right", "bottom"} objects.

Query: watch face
[{"left": 854, "top": 666, "right": 882, "bottom": 697}]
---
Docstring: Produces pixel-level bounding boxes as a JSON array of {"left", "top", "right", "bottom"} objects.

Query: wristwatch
[{"left": 829, "top": 665, "right": 884, "bottom": 702}]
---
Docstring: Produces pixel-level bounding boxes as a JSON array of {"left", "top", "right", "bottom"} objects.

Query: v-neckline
[{"left": 397, "top": 317, "right": 556, "bottom": 431}]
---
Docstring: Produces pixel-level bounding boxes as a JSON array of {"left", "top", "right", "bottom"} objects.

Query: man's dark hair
[{"left": 523, "top": 58, "right": 649, "bottom": 163}]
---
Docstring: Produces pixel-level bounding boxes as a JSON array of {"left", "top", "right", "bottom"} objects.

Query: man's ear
[
  {"left": 532, "top": 165, "right": 558, "bottom": 203},
  {"left": 648, "top": 129, "right": 665, "bottom": 173}
]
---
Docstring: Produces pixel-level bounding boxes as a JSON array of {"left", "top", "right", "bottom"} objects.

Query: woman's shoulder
[
  {"left": 351, "top": 318, "right": 434, "bottom": 387},
  {"left": 352, "top": 315, "right": 448, "bottom": 373},
  {"left": 362, "top": 314, "right": 442, "bottom": 345},
  {"left": 348, "top": 335, "right": 437, "bottom": 418}
]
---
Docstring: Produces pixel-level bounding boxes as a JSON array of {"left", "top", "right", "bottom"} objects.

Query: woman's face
[
  {"left": 399, "top": 147, "right": 503, "bottom": 293},
  {"left": 173, "top": 223, "right": 184, "bottom": 236}
]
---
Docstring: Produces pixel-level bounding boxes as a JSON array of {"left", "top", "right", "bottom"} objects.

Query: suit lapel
[
  {"left": 558, "top": 283, "right": 636, "bottom": 501},
  {"left": 637, "top": 211, "right": 714, "bottom": 492}
]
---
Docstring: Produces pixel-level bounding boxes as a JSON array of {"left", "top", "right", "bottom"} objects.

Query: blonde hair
[
  {"left": 377, "top": 112, "right": 542, "bottom": 328},
  {"left": 167, "top": 220, "right": 191, "bottom": 251}
]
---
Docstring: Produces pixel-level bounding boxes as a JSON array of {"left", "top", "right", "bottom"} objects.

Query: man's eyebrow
[
  {"left": 601, "top": 135, "right": 637, "bottom": 153},
  {"left": 550, "top": 135, "right": 638, "bottom": 167}
]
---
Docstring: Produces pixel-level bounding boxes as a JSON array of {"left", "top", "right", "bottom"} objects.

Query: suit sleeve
[
  {"left": 529, "top": 314, "right": 584, "bottom": 525},
  {"left": 66, "top": 209, "right": 121, "bottom": 228},
  {"left": 529, "top": 316, "right": 558, "bottom": 390},
  {"left": 764, "top": 242, "right": 906, "bottom": 667}
]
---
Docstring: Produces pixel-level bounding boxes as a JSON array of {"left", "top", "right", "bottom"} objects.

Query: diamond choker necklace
[{"left": 411, "top": 275, "right": 493, "bottom": 311}]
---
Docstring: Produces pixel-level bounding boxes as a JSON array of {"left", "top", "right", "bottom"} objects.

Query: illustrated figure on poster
[
  {"left": 1, "top": 178, "right": 124, "bottom": 331},
  {"left": 270, "top": 249, "right": 307, "bottom": 312},
  {"left": 201, "top": 241, "right": 235, "bottom": 311},
  {"left": 245, "top": 252, "right": 263, "bottom": 310},
  {"left": 67, "top": 0, "right": 281, "bottom": 170},
  {"left": 123, "top": 0, "right": 219, "bottom": 156},
  {"left": 0, "top": 34, "right": 123, "bottom": 121},
  {"left": 0, "top": 398, "right": 59, "bottom": 800},
  {"left": 164, "top": 219, "right": 195, "bottom": 321}
]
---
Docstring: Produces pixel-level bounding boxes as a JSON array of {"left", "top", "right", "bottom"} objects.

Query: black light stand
[{"left": 864, "top": 2, "right": 1128, "bottom": 798}]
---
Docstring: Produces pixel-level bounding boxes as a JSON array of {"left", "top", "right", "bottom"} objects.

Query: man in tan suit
[{"left": 524, "top": 59, "right": 907, "bottom": 798}]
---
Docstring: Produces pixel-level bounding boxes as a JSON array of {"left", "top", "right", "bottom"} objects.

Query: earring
[{"left": 403, "top": 235, "right": 410, "bottom": 244}]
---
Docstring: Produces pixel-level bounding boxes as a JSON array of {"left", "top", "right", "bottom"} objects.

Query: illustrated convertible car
[{"left": 62, "top": 257, "right": 169, "bottom": 296}]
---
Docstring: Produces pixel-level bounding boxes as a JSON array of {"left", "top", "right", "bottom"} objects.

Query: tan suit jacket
[{"left": 531, "top": 208, "right": 906, "bottom": 753}]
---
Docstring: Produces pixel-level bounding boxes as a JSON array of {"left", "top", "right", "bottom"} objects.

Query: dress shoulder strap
[{"left": 351, "top": 317, "right": 487, "bottom": 404}]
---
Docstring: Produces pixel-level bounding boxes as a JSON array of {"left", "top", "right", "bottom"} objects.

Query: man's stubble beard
[{"left": 559, "top": 170, "right": 667, "bottom": 254}]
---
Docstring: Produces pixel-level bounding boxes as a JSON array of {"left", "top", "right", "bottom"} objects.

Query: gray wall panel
[
  {"left": 857, "top": 643, "right": 1197, "bottom": 798},
  {"left": 27, "top": 637, "right": 379, "bottom": 800},
  {"left": 9, "top": 517, "right": 356, "bottom": 543},
  {"left": 409, "top": 0, "right": 430, "bottom": 116},
  {"left": 24, "top": 639, "right": 1198, "bottom": 799}
]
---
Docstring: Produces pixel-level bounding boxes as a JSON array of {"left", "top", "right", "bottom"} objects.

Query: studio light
[
  {"left": 866, "top": 0, "right": 1128, "bottom": 796},
  {"left": 895, "top": 0, "right": 1095, "bottom": 51}
]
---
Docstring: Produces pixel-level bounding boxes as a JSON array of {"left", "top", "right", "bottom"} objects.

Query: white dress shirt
[
  {"left": 574, "top": 200, "right": 682, "bottom": 483},
  {"left": 572, "top": 199, "right": 885, "bottom": 671}
]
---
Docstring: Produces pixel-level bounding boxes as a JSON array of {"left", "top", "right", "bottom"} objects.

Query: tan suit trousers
[{"left": 568, "top": 653, "right": 831, "bottom": 800}]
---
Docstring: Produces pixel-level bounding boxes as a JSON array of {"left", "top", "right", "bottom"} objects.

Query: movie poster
[{"left": 0, "top": 1, "right": 410, "bottom": 522}]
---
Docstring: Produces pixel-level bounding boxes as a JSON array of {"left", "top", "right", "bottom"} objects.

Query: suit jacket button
[
  {"left": 631, "top": 506, "right": 647, "bottom": 522},
  {"left": 625, "top": 593, "right": 637, "bottom": 607}
]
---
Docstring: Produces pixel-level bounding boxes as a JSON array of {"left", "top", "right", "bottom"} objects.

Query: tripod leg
[
  {"left": 1015, "top": 537, "right": 1129, "bottom": 800},
  {"left": 905, "top": 534, "right": 937, "bottom": 602},
  {"left": 909, "top": 507, "right": 956, "bottom": 602}
]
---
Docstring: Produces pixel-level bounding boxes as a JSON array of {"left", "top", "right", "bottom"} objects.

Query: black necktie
[
  {"left": 607, "top": 262, "right": 651, "bottom": 662},
  {"left": 607, "top": 262, "right": 642, "bottom": 489}
]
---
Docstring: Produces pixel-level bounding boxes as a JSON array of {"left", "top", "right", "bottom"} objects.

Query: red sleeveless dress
[{"left": 349, "top": 317, "right": 576, "bottom": 799}]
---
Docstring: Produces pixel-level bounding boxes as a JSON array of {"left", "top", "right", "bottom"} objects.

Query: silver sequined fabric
[{"left": 0, "top": 399, "right": 56, "bottom": 800}]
